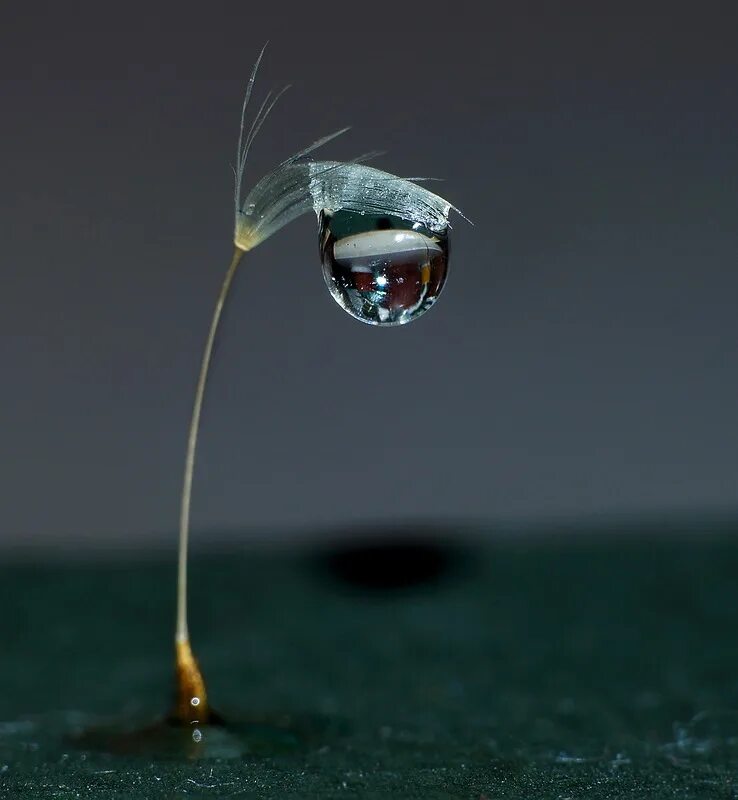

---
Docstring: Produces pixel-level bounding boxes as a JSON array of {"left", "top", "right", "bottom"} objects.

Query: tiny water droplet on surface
[{"left": 320, "top": 210, "right": 449, "bottom": 326}]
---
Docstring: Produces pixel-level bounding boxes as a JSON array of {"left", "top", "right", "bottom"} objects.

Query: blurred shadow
[{"left": 308, "top": 522, "right": 476, "bottom": 594}]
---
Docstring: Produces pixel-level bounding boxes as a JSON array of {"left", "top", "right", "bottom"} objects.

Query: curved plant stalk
[{"left": 173, "top": 246, "right": 243, "bottom": 724}]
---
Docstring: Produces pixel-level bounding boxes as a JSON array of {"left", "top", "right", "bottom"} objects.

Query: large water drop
[{"left": 319, "top": 210, "right": 449, "bottom": 326}]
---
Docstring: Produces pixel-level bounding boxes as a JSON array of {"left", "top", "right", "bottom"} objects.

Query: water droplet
[{"left": 320, "top": 210, "right": 449, "bottom": 326}]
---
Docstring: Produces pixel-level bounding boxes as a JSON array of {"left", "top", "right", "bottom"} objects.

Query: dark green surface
[{"left": 2, "top": 529, "right": 738, "bottom": 798}]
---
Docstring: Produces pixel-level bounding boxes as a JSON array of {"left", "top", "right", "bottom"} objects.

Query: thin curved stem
[{"left": 173, "top": 245, "right": 245, "bottom": 724}]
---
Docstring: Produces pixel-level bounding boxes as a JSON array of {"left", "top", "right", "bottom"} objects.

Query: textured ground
[{"left": 2, "top": 525, "right": 738, "bottom": 798}]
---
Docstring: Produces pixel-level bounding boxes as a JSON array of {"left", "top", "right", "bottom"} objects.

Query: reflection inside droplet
[{"left": 320, "top": 210, "right": 449, "bottom": 326}]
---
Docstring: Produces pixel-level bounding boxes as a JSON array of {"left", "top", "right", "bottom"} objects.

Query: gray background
[{"left": 2, "top": 3, "right": 737, "bottom": 553}]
